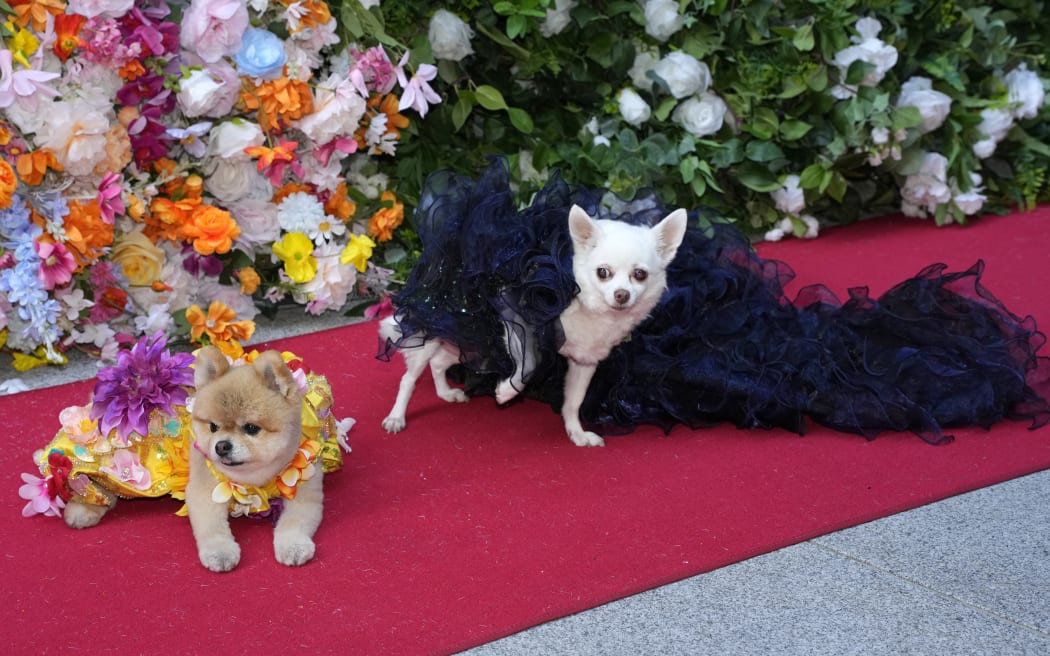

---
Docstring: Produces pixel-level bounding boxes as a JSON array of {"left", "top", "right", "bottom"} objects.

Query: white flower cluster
[
  {"left": 618, "top": 41, "right": 727, "bottom": 138},
  {"left": 429, "top": 9, "right": 474, "bottom": 62},
  {"left": 829, "top": 17, "right": 898, "bottom": 99},
  {"left": 765, "top": 175, "right": 820, "bottom": 241}
]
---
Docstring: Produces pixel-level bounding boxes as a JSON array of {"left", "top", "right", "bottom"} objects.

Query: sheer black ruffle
[{"left": 380, "top": 159, "right": 1050, "bottom": 443}]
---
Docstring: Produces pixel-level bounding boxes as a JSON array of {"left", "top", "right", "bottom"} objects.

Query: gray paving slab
[{"left": 459, "top": 470, "right": 1050, "bottom": 656}]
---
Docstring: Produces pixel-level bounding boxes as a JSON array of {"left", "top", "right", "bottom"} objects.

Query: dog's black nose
[
  {"left": 614, "top": 289, "right": 630, "bottom": 305},
  {"left": 215, "top": 440, "right": 233, "bottom": 457}
]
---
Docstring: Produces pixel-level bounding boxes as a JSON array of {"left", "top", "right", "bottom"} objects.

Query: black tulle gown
[{"left": 380, "top": 159, "right": 1050, "bottom": 443}]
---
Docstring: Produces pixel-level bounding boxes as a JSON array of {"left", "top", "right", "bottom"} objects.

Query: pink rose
[{"left": 180, "top": 0, "right": 250, "bottom": 64}]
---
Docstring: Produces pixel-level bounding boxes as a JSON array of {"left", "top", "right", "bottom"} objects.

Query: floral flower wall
[{"left": 1, "top": 0, "right": 1047, "bottom": 375}]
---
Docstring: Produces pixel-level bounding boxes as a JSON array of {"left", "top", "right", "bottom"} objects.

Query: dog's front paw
[
  {"left": 63, "top": 500, "right": 110, "bottom": 529},
  {"left": 382, "top": 415, "right": 406, "bottom": 433},
  {"left": 199, "top": 539, "right": 241, "bottom": 573},
  {"left": 438, "top": 388, "right": 469, "bottom": 403},
  {"left": 568, "top": 429, "right": 605, "bottom": 447},
  {"left": 275, "top": 533, "right": 316, "bottom": 567},
  {"left": 495, "top": 380, "right": 520, "bottom": 405}
]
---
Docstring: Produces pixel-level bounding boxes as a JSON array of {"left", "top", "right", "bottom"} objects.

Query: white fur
[{"left": 380, "top": 204, "right": 687, "bottom": 447}]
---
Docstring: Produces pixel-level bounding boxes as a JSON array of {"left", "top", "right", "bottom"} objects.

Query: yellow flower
[
  {"left": 5, "top": 21, "right": 40, "bottom": 67},
  {"left": 340, "top": 234, "right": 376, "bottom": 273},
  {"left": 110, "top": 230, "right": 165, "bottom": 286},
  {"left": 272, "top": 232, "right": 317, "bottom": 283}
]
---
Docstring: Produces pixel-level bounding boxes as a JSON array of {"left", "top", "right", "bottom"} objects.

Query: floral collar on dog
[{"left": 193, "top": 434, "right": 321, "bottom": 517}]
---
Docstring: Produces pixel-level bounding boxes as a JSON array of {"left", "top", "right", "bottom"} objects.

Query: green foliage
[{"left": 355, "top": 0, "right": 1050, "bottom": 234}]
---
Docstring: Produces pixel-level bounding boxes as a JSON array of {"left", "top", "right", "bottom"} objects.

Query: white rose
[
  {"left": 177, "top": 64, "right": 240, "bottom": 118},
  {"left": 973, "top": 107, "right": 1014, "bottom": 158},
  {"left": 672, "top": 92, "right": 727, "bottom": 137},
  {"left": 897, "top": 76, "right": 952, "bottom": 133},
  {"left": 297, "top": 75, "right": 367, "bottom": 145},
  {"left": 207, "top": 120, "right": 265, "bottom": 158},
  {"left": 900, "top": 152, "right": 952, "bottom": 217},
  {"left": 951, "top": 172, "right": 986, "bottom": 216},
  {"left": 771, "top": 175, "right": 806, "bottom": 215},
  {"left": 67, "top": 0, "right": 134, "bottom": 18},
  {"left": 653, "top": 51, "right": 710, "bottom": 99},
  {"left": 227, "top": 200, "right": 280, "bottom": 257},
  {"left": 644, "top": 0, "right": 684, "bottom": 42},
  {"left": 541, "top": 0, "right": 576, "bottom": 37},
  {"left": 204, "top": 158, "right": 271, "bottom": 203},
  {"left": 628, "top": 48, "right": 659, "bottom": 92},
  {"left": 830, "top": 17, "right": 898, "bottom": 98},
  {"left": 1003, "top": 63, "right": 1045, "bottom": 120},
  {"left": 617, "top": 87, "right": 651, "bottom": 127},
  {"left": 429, "top": 9, "right": 474, "bottom": 62}
]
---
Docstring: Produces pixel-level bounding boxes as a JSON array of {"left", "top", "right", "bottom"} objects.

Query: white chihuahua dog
[{"left": 381, "top": 204, "right": 687, "bottom": 446}]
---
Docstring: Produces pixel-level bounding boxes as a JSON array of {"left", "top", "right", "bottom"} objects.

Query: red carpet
[{"left": 4, "top": 208, "right": 1049, "bottom": 655}]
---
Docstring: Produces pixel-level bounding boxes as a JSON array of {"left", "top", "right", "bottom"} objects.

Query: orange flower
[
  {"left": 188, "top": 205, "right": 240, "bottom": 256},
  {"left": 0, "top": 125, "right": 11, "bottom": 147},
  {"left": 10, "top": 0, "right": 66, "bottom": 31},
  {"left": 52, "top": 12, "right": 85, "bottom": 62},
  {"left": 235, "top": 267, "right": 261, "bottom": 295},
  {"left": 278, "top": 0, "right": 330, "bottom": 32},
  {"left": 61, "top": 200, "right": 114, "bottom": 269},
  {"left": 275, "top": 439, "right": 320, "bottom": 498},
  {"left": 324, "top": 182, "right": 356, "bottom": 222},
  {"left": 273, "top": 182, "right": 313, "bottom": 204},
  {"left": 240, "top": 76, "right": 313, "bottom": 132},
  {"left": 367, "top": 191, "right": 404, "bottom": 242},
  {"left": 186, "top": 301, "right": 256, "bottom": 345},
  {"left": 15, "top": 150, "right": 62, "bottom": 186},
  {"left": 377, "top": 94, "right": 410, "bottom": 135},
  {"left": 0, "top": 160, "right": 17, "bottom": 210},
  {"left": 145, "top": 197, "right": 191, "bottom": 244},
  {"left": 119, "top": 59, "right": 146, "bottom": 81}
]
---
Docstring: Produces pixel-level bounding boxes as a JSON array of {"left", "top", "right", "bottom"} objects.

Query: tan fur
[{"left": 186, "top": 347, "right": 323, "bottom": 572}]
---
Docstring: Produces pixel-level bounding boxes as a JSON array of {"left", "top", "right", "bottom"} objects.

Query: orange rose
[
  {"left": 189, "top": 205, "right": 240, "bottom": 256},
  {"left": 0, "top": 159, "right": 16, "bottom": 209},
  {"left": 367, "top": 191, "right": 404, "bottom": 243}
]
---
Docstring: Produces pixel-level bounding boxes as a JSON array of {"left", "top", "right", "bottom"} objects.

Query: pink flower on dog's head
[
  {"left": 99, "top": 450, "right": 152, "bottom": 491},
  {"left": 179, "top": 0, "right": 250, "bottom": 64}
]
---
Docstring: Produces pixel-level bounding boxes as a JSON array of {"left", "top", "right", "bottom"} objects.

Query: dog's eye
[
  {"left": 596, "top": 267, "right": 611, "bottom": 280},
  {"left": 242, "top": 423, "right": 261, "bottom": 436},
  {"left": 209, "top": 422, "right": 218, "bottom": 433},
  {"left": 633, "top": 269, "right": 648, "bottom": 282}
]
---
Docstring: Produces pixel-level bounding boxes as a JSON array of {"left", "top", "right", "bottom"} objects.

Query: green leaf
[
  {"left": 745, "top": 140, "right": 785, "bottom": 163},
  {"left": 826, "top": 172, "right": 847, "bottom": 202},
  {"left": 654, "top": 96, "right": 679, "bottom": 122},
  {"left": 507, "top": 107, "right": 534, "bottom": 134},
  {"left": 507, "top": 14, "right": 528, "bottom": 39},
  {"left": 844, "top": 60, "right": 873, "bottom": 85},
  {"left": 475, "top": 85, "right": 509, "bottom": 111},
  {"left": 798, "top": 163, "right": 828, "bottom": 189},
  {"left": 736, "top": 162, "right": 781, "bottom": 192},
  {"left": 748, "top": 107, "right": 779, "bottom": 140},
  {"left": 792, "top": 22, "right": 814, "bottom": 51},
  {"left": 779, "top": 120, "right": 813, "bottom": 141},
  {"left": 451, "top": 98, "right": 473, "bottom": 131}
]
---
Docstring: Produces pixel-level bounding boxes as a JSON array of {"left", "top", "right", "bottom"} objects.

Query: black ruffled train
[{"left": 380, "top": 158, "right": 1050, "bottom": 443}]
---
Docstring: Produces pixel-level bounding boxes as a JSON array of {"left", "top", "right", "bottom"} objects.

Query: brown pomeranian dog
[{"left": 187, "top": 347, "right": 326, "bottom": 572}]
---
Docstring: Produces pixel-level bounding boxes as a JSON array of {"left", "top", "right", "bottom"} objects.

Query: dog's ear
[
  {"left": 568, "top": 205, "right": 598, "bottom": 250},
  {"left": 252, "top": 350, "right": 299, "bottom": 401},
  {"left": 652, "top": 208, "right": 688, "bottom": 266},
  {"left": 194, "top": 346, "right": 230, "bottom": 389}
]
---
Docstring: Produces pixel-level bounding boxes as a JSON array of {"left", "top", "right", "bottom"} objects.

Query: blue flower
[{"left": 234, "top": 29, "right": 287, "bottom": 80}]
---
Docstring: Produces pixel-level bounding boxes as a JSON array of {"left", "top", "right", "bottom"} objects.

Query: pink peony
[{"left": 179, "top": 0, "right": 250, "bottom": 64}]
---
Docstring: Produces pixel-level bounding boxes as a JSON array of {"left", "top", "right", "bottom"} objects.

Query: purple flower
[{"left": 89, "top": 332, "right": 195, "bottom": 443}]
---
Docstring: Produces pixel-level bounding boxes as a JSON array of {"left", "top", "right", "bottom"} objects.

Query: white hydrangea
[
  {"left": 1003, "top": 62, "right": 1045, "bottom": 120},
  {"left": 540, "top": 0, "right": 577, "bottom": 37}
]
